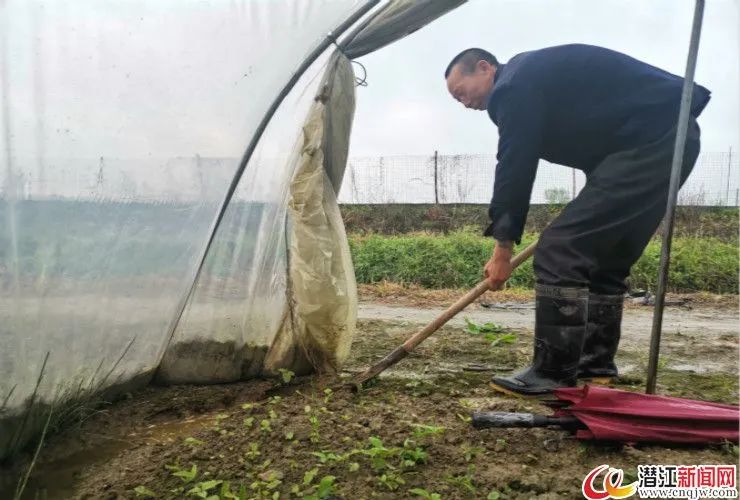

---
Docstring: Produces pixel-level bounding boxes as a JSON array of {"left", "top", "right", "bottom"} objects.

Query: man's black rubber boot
[
  {"left": 577, "top": 293, "right": 623, "bottom": 382},
  {"left": 491, "top": 285, "right": 588, "bottom": 397}
]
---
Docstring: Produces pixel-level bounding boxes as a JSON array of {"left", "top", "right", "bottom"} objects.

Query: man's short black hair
[{"left": 444, "top": 48, "right": 498, "bottom": 78}]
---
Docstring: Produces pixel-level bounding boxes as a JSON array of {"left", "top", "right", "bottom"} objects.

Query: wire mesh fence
[{"left": 338, "top": 151, "right": 740, "bottom": 206}]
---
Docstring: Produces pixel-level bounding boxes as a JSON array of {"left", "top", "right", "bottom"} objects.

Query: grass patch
[{"left": 349, "top": 230, "right": 738, "bottom": 293}]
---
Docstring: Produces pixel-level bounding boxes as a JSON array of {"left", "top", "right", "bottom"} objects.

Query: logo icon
[{"left": 582, "top": 464, "right": 637, "bottom": 499}]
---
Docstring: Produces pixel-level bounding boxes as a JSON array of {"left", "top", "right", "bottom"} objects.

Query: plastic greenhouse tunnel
[{"left": 0, "top": 0, "right": 465, "bottom": 461}]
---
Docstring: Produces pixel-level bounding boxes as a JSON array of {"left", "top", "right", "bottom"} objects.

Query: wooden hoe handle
[{"left": 352, "top": 241, "right": 537, "bottom": 388}]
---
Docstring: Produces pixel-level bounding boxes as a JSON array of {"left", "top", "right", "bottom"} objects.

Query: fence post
[
  {"left": 571, "top": 168, "right": 576, "bottom": 200},
  {"left": 726, "top": 146, "right": 732, "bottom": 206},
  {"left": 433, "top": 150, "right": 439, "bottom": 204}
]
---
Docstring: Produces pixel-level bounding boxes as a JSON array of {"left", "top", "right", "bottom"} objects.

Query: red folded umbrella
[
  {"left": 471, "top": 385, "right": 739, "bottom": 445},
  {"left": 550, "top": 385, "right": 739, "bottom": 444}
]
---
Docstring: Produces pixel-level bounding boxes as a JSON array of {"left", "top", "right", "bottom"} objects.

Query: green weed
[
  {"left": 409, "top": 488, "right": 442, "bottom": 500},
  {"left": 186, "top": 479, "right": 222, "bottom": 498},
  {"left": 410, "top": 423, "right": 445, "bottom": 439},
  {"left": 446, "top": 465, "right": 478, "bottom": 495},
  {"left": 464, "top": 319, "right": 517, "bottom": 346},
  {"left": 165, "top": 463, "right": 198, "bottom": 483},
  {"left": 133, "top": 485, "right": 157, "bottom": 497},
  {"left": 277, "top": 368, "right": 295, "bottom": 384},
  {"left": 378, "top": 472, "right": 405, "bottom": 491}
]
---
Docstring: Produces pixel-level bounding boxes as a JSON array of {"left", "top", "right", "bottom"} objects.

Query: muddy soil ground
[{"left": 1, "top": 298, "right": 738, "bottom": 499}]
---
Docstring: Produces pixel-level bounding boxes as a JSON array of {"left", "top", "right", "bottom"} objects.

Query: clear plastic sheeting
[
  {"left": 157, "top": 51, "right": 360, "bottom": 383},
  {"left": 156, "top": 52, "right": 339, "bottom": 383},
  {"left": 266, "top": 53, "right": 359, "bottom": 375},
  {"left": 0, "top": 0, "right": 364, "bottom": 458}
]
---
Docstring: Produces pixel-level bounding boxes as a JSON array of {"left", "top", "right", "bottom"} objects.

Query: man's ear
[{"left": 476, "top": 59, "right": 491, "bottom": 73}]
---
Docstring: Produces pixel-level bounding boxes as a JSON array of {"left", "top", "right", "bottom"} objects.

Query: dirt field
[{"left": 1, "top": 293, "right": 738, "bottom": 499}]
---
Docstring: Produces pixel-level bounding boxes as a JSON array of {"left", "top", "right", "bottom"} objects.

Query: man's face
[{"left": 446, "top": 60, "right": 495, "bottom": 111}]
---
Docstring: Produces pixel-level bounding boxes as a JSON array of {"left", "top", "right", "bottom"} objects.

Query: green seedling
[
  {"left": 303, "top": 475, "right": 337, "bottom": 500},
  {"left": 378, "top": 472, "right": 405, "bottom": 491},
  {"left": 487, "top": 490, "right": 502, "bottom": 500},
  {"left": 409, "top": 488, "right": 442, "bottom": 500},
  {"left": 348, "top": 462, "right": 360, "bottom": 472},
  {"left": 463, "top": 445, "right": 485, "bottom": 462},
  {"left": 284, "top": 431, "right": 294, "bottom": 441},
  {"left": 465, "top": 318, "right": 517, "bottom": 346},
  {"left": 311, "top": 451, "right": 346, "bottom": 464},
  {"left": 303, "top": 467, "right": 319, "bottom": 486},
  {"left": 245, "top": 443, "right": 261, "bottom": 461},
  {"left": 184, "top": 437, "right": 204, "bottom": 446},
  {"left": 411, "top": 423, "right": 445, "bottom": 439},
  {"left": 465, "top": 318, "right": 506, "bottom": 334},
  {"left": 322, "top": 388, "right": 333, "bottom": 404},
  {"left": 308, "top": 414, "right": 320, "bottom": 443},
  {"left": 485, "top": 332, "right": 517, "bottom": 347},
  {"left": 267, "top": 395, "right": 282, "bottom": 405},
  {"left": 722, "top": 440, "right": 740, "bottom": 458},
  {"left": 278, "top": 368, "right": 295, "bottom": 384},
  {"left": 458, "top": 399, "right": 477, "bottom": 409},
  {"left": 268, "top": 409, "right": 278, "bottom": 420},
  {"left": 249, "top": 473, "right": 281, "bottom": 499},
  {"left": 447, "top": 474, "right": 476, "bottom": 494},
  {"left": 247, "top": 470, "right": 282, "bottom": 499},
  {"left": 186, "top": 479, "right": 222, "bottom": 499},
  {"left": 316, "top": 476, "right": 337, "bottom": 498},
  {"left": 165, "top": 463, "right": 198, "bottom": 484},
  {"left": 494, "top": 439, "right": 507, "bottom": 452},
  {"left": 217, "top": 481, "right": 246, "bottom": 500},
  {"left": 363, "top": 436, "right": 399, "bottom": 472},
  {"left": 244, "top": 417, "right": 255, "bottom": 429},
  {"left": 260, "top": 418, "right": 272, "bottom": 434},
  {"left": 446, "top": 465, "right": 477, "bottom": 494},
  {"left": 133, "top": 485, "right": 157, "bottom": 497},
  {"left": 456, "top": 413, "right": 472, "bottom": 423},
  {"left": 400, "top": 445, "right": 428, "bottom": 468},
  {"left": 241, "top": 403, "right": 254, "bottom": 411},
  {"left": 260, "top": 459, "right": 273, "bottom": 470}
]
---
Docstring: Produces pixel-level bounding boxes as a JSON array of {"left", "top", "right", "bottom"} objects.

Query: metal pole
[
  {"left": 434, "top": 150, "right": 439, "bottom": 204},
  {"left": 646, "top": 0, "right": 705, "bottom": 394}
]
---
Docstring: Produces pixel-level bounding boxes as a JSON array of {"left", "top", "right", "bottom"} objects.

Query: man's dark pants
[{"left": 533, "top": 118, "right": 702, "bottom": 294}]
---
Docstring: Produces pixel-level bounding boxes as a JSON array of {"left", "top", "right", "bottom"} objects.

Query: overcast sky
[
  {"left": 349, "top": 0, "right": 740, "bottom": 157},
  {"left": 2, "top": 0, "right": 737, "bottom": 202}
]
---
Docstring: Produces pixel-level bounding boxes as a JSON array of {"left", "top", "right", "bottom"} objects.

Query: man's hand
[{"left": 484, "top": 240, "right": 514, "bottom": 290}]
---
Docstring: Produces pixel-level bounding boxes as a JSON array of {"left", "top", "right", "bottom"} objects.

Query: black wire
[
  {"left": 352, "top": 60, "right": 368, "bottom": 87},
  {"left": 327, "top": 34, "right": 368, "bottom": 87}
]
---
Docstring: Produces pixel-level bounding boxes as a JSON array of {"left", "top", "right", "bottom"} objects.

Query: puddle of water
[{"left": 1, "top": 413, "right": 215, "bottom": 499}]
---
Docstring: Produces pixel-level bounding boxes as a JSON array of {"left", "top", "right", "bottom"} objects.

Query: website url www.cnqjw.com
[{"left": 638, "top": 487, "right": 738, "bottom": 499}]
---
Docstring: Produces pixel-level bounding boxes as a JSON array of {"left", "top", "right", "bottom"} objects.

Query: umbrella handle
[{"left": 471, "top": 411, "right": 579, "bottom": 429}]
